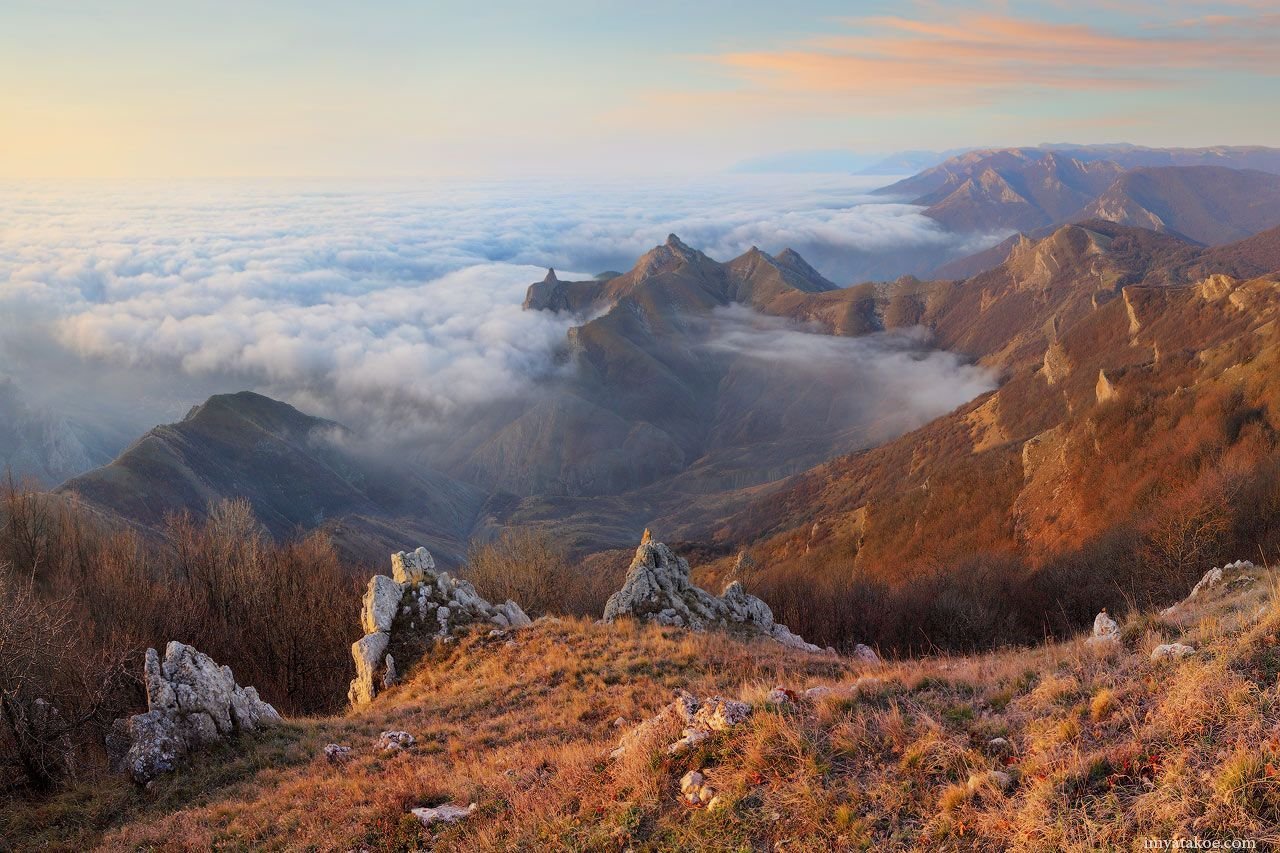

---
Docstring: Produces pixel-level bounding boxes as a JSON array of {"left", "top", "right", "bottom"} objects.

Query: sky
[{"left": 2, "top": 0, "right": 1278, "bottom": 178}]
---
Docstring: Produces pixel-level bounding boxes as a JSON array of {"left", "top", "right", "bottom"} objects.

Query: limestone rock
[
  {"left": 361, "top": 575, "right": 402, "bottom": 635},
  {"left": 348, "top": 631, "right": 390, "bottom": 707},
  {"left": 378, "top": 730, "right": 416, "bottom": 751},
  {"left": 610, "top": 690, "right": 753, "bottom": 761},
  {"left": 1161, "top": 560, "right": 1256, "bottom": 617},
  {"left": 1085, "top": 609, "right": 1119, "bottom": 646},
  {"left": 967, "top": 770, "right": 1013, "bottom": 793},
  {"left": 348, "top": 546, "right": 533, "bottom": 706},
  {"left": 680, "top": 769, "right": 716, "bottom": 806},
  {"left": 1151, "top": 642, "right": 1195, "bottom": 662},
  {"left": 411, "top": 802, "right": 476, "bottom": 827},
  {"left": 602, "top": 533, "right": 831, "bottom": 654},
  {"left": 987, "top": 737, "right": 1012, "bottom": 755},
  {"left": 852, "top": 644, "right": 881, "bottom": 664},
  {"left": 113, "top": 642, "right": 280, "bottom": 784},
  {"left": 391, "top": 546, "right": 435, "bottom": 584},
  {"left": 324, "top": 743, "right": 353, "bottom": 765}
]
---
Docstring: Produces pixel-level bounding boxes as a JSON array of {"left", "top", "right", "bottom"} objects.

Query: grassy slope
[{"left": 5, "top": 564, "right": 1280, "bottom": 851}]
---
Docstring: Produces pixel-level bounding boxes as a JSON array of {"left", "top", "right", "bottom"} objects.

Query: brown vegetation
[
  {"left": 5, "top": 559, "right": 1275, "bottom": 850},
  {"left": 0, "top": 480, "right": 360, "bottom": 792}
]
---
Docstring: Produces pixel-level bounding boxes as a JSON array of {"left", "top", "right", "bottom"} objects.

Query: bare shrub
[
  {"left": 464, "top": 528, "right": 603, "bottom": 617},
  {"left": 0, "top": 484, "right": 360, "bottom": 790}
]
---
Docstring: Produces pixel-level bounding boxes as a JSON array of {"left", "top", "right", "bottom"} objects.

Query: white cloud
[{"left": 0, "top": 175, "right": 1000, "bottom": 454}]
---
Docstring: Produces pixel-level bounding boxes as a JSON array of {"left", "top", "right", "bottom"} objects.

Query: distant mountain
[
  {"left": 878, "top": 147, "right": 1280, "bottom": 243},
  {"left": 0, "top": 378, "right": 119, "bottom": 486},
  {"left": 905, "top": 150, "right": 1126, "bottom": 233},
  {"left": 855, "top": 148, "right": 971, "bottom": 176},
  {"left": 879, "top": 145, "right": 1280, "bottom": 201},
  {"left": 1071, "top": 166, "right": 1280, "bottom": 245},
  {"left": 925, "top": 165, "right": 1280, "bottom": 279},
  {"left": 56, "top": 392, "right": 485, "bottom": 564}
]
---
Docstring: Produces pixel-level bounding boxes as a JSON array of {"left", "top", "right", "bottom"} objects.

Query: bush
[
  {"left": 464, "top": 528, "right": 613, "bottom": 617},
  {"left": 0, "top": 482, "right": 360, "bottom": 791}
]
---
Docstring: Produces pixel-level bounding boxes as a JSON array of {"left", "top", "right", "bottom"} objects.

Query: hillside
[
  {"left": 1072, "top": 166, "right": 1280, "bottom": 245},
  {"left": 681, "top": 222, "right": 1280, "bottom": 649},
  {"left": 7, "top": 558, "right": 1277, "bottom": 850},
  {"left": 0, "top": 379, "right": 120, "bottom": 487},
  {"left": 56, "top": 391, "right": 486, "bottom": 564}
]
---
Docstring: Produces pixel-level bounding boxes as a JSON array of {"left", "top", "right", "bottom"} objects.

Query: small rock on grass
[{"left": 411, "top": 802, "right": 477, "bottom": 827}]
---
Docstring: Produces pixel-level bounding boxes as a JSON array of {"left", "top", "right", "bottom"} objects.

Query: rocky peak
[
  {"left": 633, "top": 234, "right": 711, "bottom": 279},
  {"left": 543, "top": 268, "right": 558, "bottom": 283}
]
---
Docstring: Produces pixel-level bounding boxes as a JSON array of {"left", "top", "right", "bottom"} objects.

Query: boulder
[
  {"left": 111, "top": 642, "right": 280, "bottom": 784},
  {"left": 378, "top": 730, "right": 416, "bottom": 751},
  {"left": 680, "top": 769, "right": 717, "bottom": 806},
  {"left": 348, "top": 632, "right": 390, "bottom": 706},
  {"left": 1151, "top": 642, "right": 1196, "bottom": 662},
  {"left": 391, "top": 546, "right": 435, "bottom": 584},
  {"left": 324, "top": 743, "right": 353, "bottom": 765},
  {"left": 1085, "top": 609, "right": 1119, "bottom": 646},
  {"left": 361, "top": 576, "right": 402, "bottom": 635},
  {"left": 602, "top": 531, "right": 832, "bottom": 653},
  {"left": 411, "top": 802, "right": 476, "bottom": 827},
  {"left": 852, "top": 644, "right": 881, "bottom": 664},
  {"left": 348, "top": 546, "right": 533, "bottom": 706}
]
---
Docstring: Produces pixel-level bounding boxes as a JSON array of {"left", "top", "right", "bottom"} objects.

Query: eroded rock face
[
  {"left": 602, "top": 531, "right": 827, "bottom": 653},
  {"left": 110, "top": 642, "right": 280, "bottom": 784},
  {"left": 348, "top": 546, "right": 532, "bottom": 706}
]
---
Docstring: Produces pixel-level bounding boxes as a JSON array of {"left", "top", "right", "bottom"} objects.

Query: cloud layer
[
  {"left": 0, "top": 176, "right": 997, "bottom": 459},
  {"left": 713, "top": 10, "right": 1280, "bottom": 102}
]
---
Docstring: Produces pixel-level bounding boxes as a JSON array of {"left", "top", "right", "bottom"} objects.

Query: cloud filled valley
[{"left": 0, "top": 176, "right": 1001, "bottom": 484}]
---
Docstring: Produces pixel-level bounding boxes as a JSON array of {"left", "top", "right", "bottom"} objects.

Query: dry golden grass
[{"left": 4, "top": 563, "right": 1280, "bottom": 851}]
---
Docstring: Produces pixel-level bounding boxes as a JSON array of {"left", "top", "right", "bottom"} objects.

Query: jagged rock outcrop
[
  {"left": 348, "top": 546, "right": 532, "bottom": 706},
  {"left": 1095, "top": 369, "right": 1117, "bottom": 404},
  {"left": 108, "top": 642, "right": 280, "bottom": 784},
  {"left": 602, "top": 531, "right": 827, "bottom": 653},
  {"left": 1161, "top": 560, "right": 1256, "bottom": 617}
]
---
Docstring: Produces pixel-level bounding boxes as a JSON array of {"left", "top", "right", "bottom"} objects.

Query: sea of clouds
[{"left": 0, "top": 175, "right": 1001, "bottom": 469}]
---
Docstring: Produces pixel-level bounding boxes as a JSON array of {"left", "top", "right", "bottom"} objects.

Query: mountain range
[
  {"left": 878, "top": 148, "right": 1280, "bottom": 242},
  {"left": 38, "top": 145, "right": 1280, "bottom": 581}
]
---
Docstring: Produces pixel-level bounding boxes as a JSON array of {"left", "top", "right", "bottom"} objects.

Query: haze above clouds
[{"left": 0, "top": 176, "right": 1000, "bottom": 465}]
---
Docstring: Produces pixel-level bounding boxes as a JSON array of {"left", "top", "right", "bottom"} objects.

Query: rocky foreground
[{"left": 6, "top": 555, "right": 1279, "bottom": 850}]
